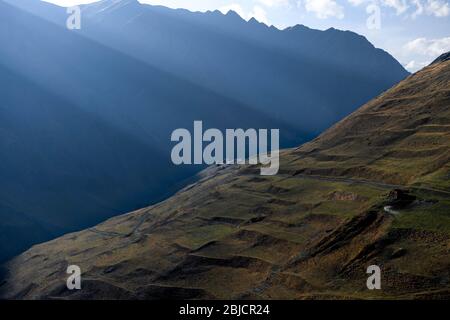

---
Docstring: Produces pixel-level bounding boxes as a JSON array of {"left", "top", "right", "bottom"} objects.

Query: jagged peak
[
  {"left": 225, "top": 10, "right": 241, "bottom": 18},
  {"left": 247, "top": 16, "right": 266, "bottom": 26}
]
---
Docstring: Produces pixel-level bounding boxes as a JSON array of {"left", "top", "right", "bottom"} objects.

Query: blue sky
[{"left": 45, "top": 0, "right": 450, "bottom": 72}]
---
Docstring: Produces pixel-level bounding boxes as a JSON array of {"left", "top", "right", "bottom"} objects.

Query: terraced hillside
[{"left": 1, "top": 54, "right": 449, "bottom": 300}]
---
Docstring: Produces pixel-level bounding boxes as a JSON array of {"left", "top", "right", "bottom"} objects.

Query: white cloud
[
  {"left": 411, "top": 0, "right": 424, "bottom": 18},
  {"left": 405, "top": 59, "right": 430, "bottom": 71},
  {"left": 404, "top": 37, "right": 450, "bottom": 56},
  {"left": 382, "top": 0, "right": 410, "bottom": 14},
  {"left": 249, "top": 6, "right": 270, "bottom": 24},
  {"left": 405, "top": 60, "right": 416, "bottom": 69},
  {"left": 304, "top": 0, "right": 345, "bottom": 19},
  {"left": 257, "top": 0, "right": 290, "bottom": 7},
  {"left": 347, "top": 0, "right": 409, "bottom": 13},
  {"left": 425, "top": 0, "right": 450, "bottom": 16},
  {"left": 347, "top": 0, "right": 366, "bottom": 5},
  {"left": 346, "top": 0, "right": 450, "bottom": 17}
]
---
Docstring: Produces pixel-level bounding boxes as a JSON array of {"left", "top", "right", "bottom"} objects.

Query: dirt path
[
  {"left": 292, "top": 173, "right": 450, "bottom": 197},
  {"left": 88, "top": 172, "right": 450, "bottom": 239}
]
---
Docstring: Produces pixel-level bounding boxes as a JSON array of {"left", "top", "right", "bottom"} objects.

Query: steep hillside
[
  {"left": 0, "top": 0, "right": 410, "bottom": 262},
  {"left": 286, "top": 53, "right": 450, "bottom": 190},
  {"left": 1, "top": 55, "right": 448, "bottom": 300},
  {"left": 0, "top": 0, "right": 299, "bottom": 262}
]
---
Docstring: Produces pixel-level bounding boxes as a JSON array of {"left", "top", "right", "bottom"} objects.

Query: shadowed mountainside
[
  {"left": 1, "top": 54, "right": 448, "bottom": 300},
  {"left": 0, "top": 0, "right": 410, "bottom": 263},
  {"left": 0, "top": 0, "right": 298, "bottom": 262},
  {"left": 7, "top": 0, "right": 409, "bottom": 132}
]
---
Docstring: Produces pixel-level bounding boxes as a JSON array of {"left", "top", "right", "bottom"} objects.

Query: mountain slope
[
  {"left": 0, "top": 0, "right": 300, "bottom": 262},
  {"left": 1, "top": 55, "right": 448, "bottom": 300},
  {"left": 0, "top": 0, "right": 410, "bottom": 263},
  {"left": 7, "top": 0, "right": 409, "bottom": 133}
]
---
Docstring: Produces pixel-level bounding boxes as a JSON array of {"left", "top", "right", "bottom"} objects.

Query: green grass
[
  {"left": 391, "top": 200, "right": 450, "bottom": 235},
  {"left": 311, "top": 201, "right": 366, "bottom": 218},
  {"left": 176, "top": 224, "right": 237, "bottom": 250}
]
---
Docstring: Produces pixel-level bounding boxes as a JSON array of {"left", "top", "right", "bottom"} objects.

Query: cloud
[
  {"left": 405, "top": 60, "right": 430, "bottom": 71},
  {"left": 400, "top": 36, "right": 450, "bottom": 71},
  {"left": 249, "top": 6, "right": 270, "bottom": 24},
  {"left": 304, "top": 0, "right": 345, "bottom": 19},
  {"left": 346, "top": 0, "right": 450, "bottom": 17},
  {"left": 425, "top": 0, "right": 450, "bottom": 16},
  {"left": 347, "top": 0, "right": 409, "bottom": 14},
  {"left": 383, "top": 0, "right": 409, "bottom": 14},
  {"left": 404, "top": 37, "right": 450, "bottom": 57},
  {"left": 347, "top": 0, "right": 366, "bottom": 5},
  {"left": 257, "top": 0, "right": 290, "bottom": 7},
  {"left": 411, "top": 0, "right": 424, "bottom": 18}
]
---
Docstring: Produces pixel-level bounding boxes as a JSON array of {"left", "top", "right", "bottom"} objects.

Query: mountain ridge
[
  {"left": 0, "top": 0, "right": 409, "bottom": 263},
  {"left": 1, "top": 55, "right": 448, "bottom": 300}
]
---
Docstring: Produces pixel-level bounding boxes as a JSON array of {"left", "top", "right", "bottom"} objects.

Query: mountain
[
  {"left": 0, "top": 0, "right": 408, "bottom": 263},
  {"left": 7, "top": 0, "right": 409, "bottom": 133},
  {"left": 0, "top": 0, "right": 298, "bottom": 262},
  {"left": 1, "top": 54, "right": 448, "bottom": 300}
]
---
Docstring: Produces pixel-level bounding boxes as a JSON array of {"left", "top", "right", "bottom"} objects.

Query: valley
[
  {"left": 0, "top": 0, "right": 409, "bottom": 262},
  {"left": 1, "top": 53, "right": 448, "bottom": 300}
]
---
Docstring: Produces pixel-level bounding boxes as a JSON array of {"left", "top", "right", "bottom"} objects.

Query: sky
[{"left": 44, "top": 0, "right": 450, "bottom": 72}]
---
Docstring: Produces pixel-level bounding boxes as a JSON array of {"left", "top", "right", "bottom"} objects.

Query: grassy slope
[{"left": 1, "top": 60, "right": 449, "bottom": 300}]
